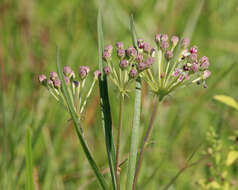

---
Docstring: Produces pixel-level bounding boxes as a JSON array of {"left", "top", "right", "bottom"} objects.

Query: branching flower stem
[
  {"left": 132, "top": 96, "right": 161, "bottom": 190},
  {"left": 115, "top": 93, "right": 125, "bottom": 190}
]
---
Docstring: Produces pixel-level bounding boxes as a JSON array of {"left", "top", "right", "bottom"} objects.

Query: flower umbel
[
  {"left": 137, "top": 34, "right": 211, "bottom": 100},
  {"left": 102, "top": 41, "right": 155, "bottom": 95},
  {"left": 39, "top": 66, "right": 100, "bottom": 119}
]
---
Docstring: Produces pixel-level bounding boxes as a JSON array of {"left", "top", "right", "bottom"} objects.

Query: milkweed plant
[{"left": 38, "top": 14, "right": 212, "bottom": 190}]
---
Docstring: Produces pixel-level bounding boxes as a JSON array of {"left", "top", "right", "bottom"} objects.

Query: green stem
[
  {"left": 132, "top": 97, "right": 160, "bottom": 190},
  {"left": 115, "top": 93, "right": 124, "bottom": 190},
  {"left": 126, "top": 77, "right": 142, "bottom": 190}
]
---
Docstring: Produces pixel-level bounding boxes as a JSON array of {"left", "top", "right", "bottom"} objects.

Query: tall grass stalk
[
  {"left": 126, "top": 15, "right": 142, "bottom": 190},
  {"left": 97, "top": 9, "right": 117, "bottom": 190}
]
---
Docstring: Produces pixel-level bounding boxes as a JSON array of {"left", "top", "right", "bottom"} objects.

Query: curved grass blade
[
  {"left": 56, "top": 49, "right": 108, "bottom": 190},
  {"left": 97, "top": 9, "right": 117, "bottom": 190},
  {"left": 25, "top": 128, "right": 34, "bottom": 190},
  {"left": 126, "top": 14, "right": 142, "bottom": 190}
]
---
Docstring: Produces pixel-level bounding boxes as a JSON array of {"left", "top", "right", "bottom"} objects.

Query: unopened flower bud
[
  {"left": 143, "top": 42, "right": 151, "bottom": 53},
  {"left": 200, "top": 56, "right": 210, "bottom": 69},
  {"left": 103, "top": 50, "right": 111, "bottom": 61},
  {"left": 136, "top": 54, "right": 143, "bottom": 63},
  {"left": 181, "top": 38, "right": 190, "bottom": 48},
  {"left": 155, "top": 33, "right": 161, "bottom": 43},
  {"left": 116, "top": 42, "right": 124, "bottom": 49},
  {"left": 50, "top": 72, "right": 58, "bottom": 81},
  {"left": 79, "top": 66, "right": 90, "bottom": 79},
  {"left": 178, "top": 74, "right": 185, "bottom": 81},
  {"left": 63, "top": 66, "right": 72, "bottom": 77},
  {"left": 38, "top": 74, "right": 47, "bottom": 84},
  {"left": 146, "top": 56, "right": 155, "bottom": 65},
  {"left": 48, "top": 79, "right": 54, "bottom": 87},
  {"left": 161, "top": 34, "right": 168, "bottom": 42},
  {"left": 137, "top": 38, "right": 144, "bottom": 49},
  {"left": 190, "top": 46, "right": 198, "bottom": 54},
  {"left": 94, "top": 70, "right": 101, "bottom": 79},
  {"left": 104, "top": 66, "right": 111, "bottom": 75},
  {"left": 117, "top": 49, "right": 125, "bottom": 58},
  {"left": 119, "top": 60, "right": 128, "bottom": 69},
  {"left": 173, "top": 68, "right": 182, "bottom": 77},
  {"left": 165, "top": 50, "right": 173, "bottom": 60},
  {"left": 54, "top": 79, "right": 61, "bottom": 89},
  {"left": 104, "top": 45, "right": 113, "bottom": 54},
  {"left": 137, "top": 62, "right": 146, "bottom": 71},
  {"left": 171, "top": 36, "right": 179, "bottom": 47},
  {"left": 129, "top": 68, "right": 138, "bottom": 78},
  {"left": 203, "top": 70, "right": 211, "bottom": 79},
  {"left": 191, "top": 63, "right": 199, "bottom": 72},
  {"left": 160, "top": 41, "right": 169, "bottom": 50},
  {"left": 190, "top": 53, "right": 197, "bottom": 62},
  {"left": 126, "top": 47, "right": 137, "bottom": 58}
]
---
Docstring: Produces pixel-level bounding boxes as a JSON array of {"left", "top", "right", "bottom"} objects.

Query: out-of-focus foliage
[{"left": 0, "top": 0, "right": 238, "bottom": 189}]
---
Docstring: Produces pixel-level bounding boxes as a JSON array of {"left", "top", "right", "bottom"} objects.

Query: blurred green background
[{"left": 0, "top": 0, "right": 238, "bottom": 189}]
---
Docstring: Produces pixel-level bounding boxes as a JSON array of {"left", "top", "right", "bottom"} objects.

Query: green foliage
[
  {"left": 197, "top": 128, "right": 238, "bottom": 189},
  {"left": 0, "top": 0, "right": 238, "bottom": 189}
]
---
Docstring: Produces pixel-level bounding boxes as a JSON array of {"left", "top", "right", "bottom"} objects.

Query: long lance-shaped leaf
[
  {"left": 56, "top": 49, "right": 108, "bottom": 190},
  {"left": 97, "top": 9, "right": 117, "bottom": 190},
  {"left": 126, "top": 15, "right": 142, "bottom": 190},
  {"left": 25, "top": 128, "right": 34, "bottom": 190}
]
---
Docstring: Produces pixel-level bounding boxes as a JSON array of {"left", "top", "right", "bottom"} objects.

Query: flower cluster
[
  {"left": 136, "top": 34, "right": 211, "bottom": 100},
  {"left": 38, "top": 66, "right": 101, "bottom": 119},
  {"left": 102, "top": 41, "right": 155, "bottom": 95}
]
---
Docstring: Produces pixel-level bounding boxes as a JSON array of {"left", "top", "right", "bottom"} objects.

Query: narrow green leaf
[
  {"left": 97, "top": 9, "right": 117, "bottom": 190},
  {"left": 126, "top": 15, "right": 142, "bottom": 190},
  {"left": 15, "top": 112, "right": 48, "bottom": 187},
  {"left": 25, "top": 128, "right": 34, "bottom": 190},
  {"left": 56, "top": 49, "right": 108, "bottom": 190},
  {"left": 214, "top": 95, "right": 238, "bottom": 111}
]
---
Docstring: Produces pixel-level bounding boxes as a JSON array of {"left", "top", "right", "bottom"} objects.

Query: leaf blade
[
  {"left": 214, "top": 95, "right": 238, "bottom": 111},
  {"left": 126, "top": 15, "right": 142, "bottom": 190},
  {"left": 56, "top": 49, "right": 108, "bottom": 190},
  {"left": 97, "top": 9, "right": 117, "bottom": 190}
]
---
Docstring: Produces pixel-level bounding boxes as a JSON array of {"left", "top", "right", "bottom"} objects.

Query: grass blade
[
  {"left": 97, "top": 9, "right": 117, "bottom": 190},
  {"left": 182, "top": 0, "right": 205, "bottom": 39},
  {"left": 25, "top": 128, "right": 34, "bottom": 190},
  {"left": 126, "top": 15, "right": 142, "bottom": 190},
  {"left": 56, "top": 48, "right": 108, "bottom": 190}
]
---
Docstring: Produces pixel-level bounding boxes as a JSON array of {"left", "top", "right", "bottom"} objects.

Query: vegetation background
[{"left": 0, "top": 0, "right": 238, "bottom": 189}]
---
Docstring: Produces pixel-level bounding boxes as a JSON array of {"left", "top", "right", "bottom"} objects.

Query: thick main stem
[
  {"left": 132, "top": 97, "right": 159, "bottom": 190},
  {"left": 115, "top": 94, "right": 124, "bottom": 190}
]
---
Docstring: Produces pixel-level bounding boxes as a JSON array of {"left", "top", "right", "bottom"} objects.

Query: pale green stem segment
[
  {"left": 158, "top": 49, "right": 162, "bottom": 87},
  {"left": 80, "top": 79, "right": 96, "bottom": 114},
  {"left": 115, "top": 93, "right": 125, "bottom": 190}
]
